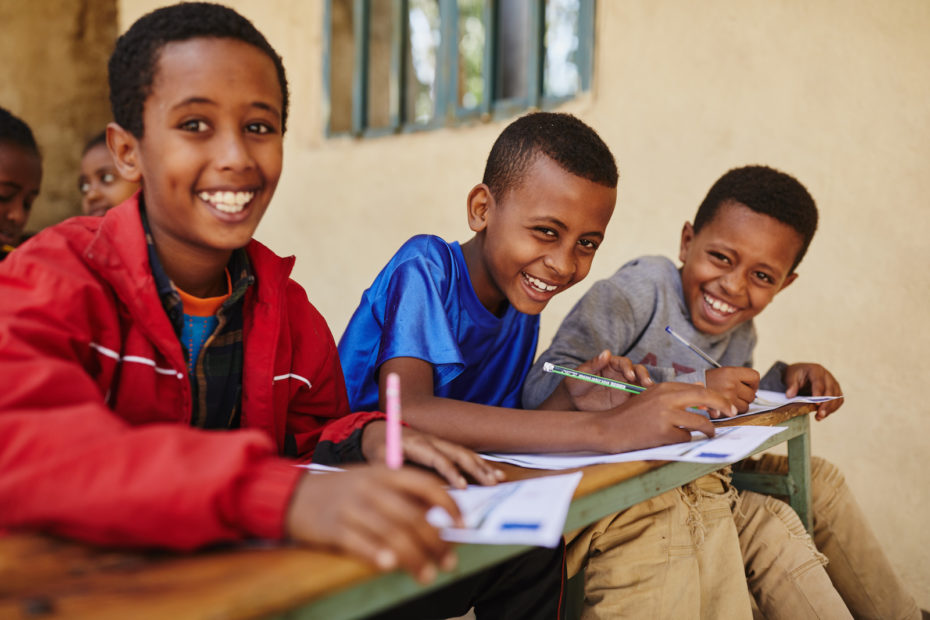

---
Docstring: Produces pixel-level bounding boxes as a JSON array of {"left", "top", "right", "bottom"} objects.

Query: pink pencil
[{"left": 385, "top": 372, "right": 402, "bottom": 469}]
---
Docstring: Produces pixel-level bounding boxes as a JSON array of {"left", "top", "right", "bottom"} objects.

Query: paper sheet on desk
[
  {"left": 427, "top": 472, "right": 582, "bottom": 548},
  {"left": 482, "top": 425, "right": 786, "bottom": 470},
  {"left": 717, "top": 389, "right": 843, "bottom": 422}
]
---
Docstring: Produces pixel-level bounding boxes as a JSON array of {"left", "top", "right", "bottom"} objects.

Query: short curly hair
[
  {"left": 0, "top": 107, "right": 40, "bottom": 156},
  {"left": 482, "top": 112, "right": 618, "bottom": 199},
  {"left": 108, "top": 2, "right": 289, "bottom": 138},
  {"left": 694, "top": 165, "right": 818, "bottom": 272}
]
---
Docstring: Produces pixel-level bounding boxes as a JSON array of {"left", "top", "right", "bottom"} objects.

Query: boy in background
[
  {"left": 0, "top": 6, "right": 568, "bottom": 617},
  {"left": 78, "top": 130, "right": 139, "bottom": 216},
  {"left": 0, "top": 107, "right": 41, "bottom": 260},
  {"left": 525, "top": 165, "right": 920, "bottom": 619}
]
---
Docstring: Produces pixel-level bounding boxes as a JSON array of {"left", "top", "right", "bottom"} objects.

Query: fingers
[
  {"left": 605, "top": 355, "right": 653, "bottom": 387},
  {"left": 340, "top": 484, "right": 454, "bottom": 581},
  {"left": 402, "top": 430, "right": 505, "bottom": 487},
  {"left": 578, "top": 349, "right": 611, "bottom": 375},
  {"left": 287, "top": 468, "right": 462, "bottom": 582},
  {"left": 655, "top": 382, "right": 735, "bottom": 418},
  {"left": 671, "top": 409, "right": 716, "bottom": 438}
]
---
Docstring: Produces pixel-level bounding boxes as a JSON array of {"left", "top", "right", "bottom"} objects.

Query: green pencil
[{"left": 542, "top": 362, "right": 645, "bottom": 395}]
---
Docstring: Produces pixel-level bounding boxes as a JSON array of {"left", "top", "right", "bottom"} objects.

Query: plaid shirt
[{"left": 141, "top": 205, "right": 255, "bottom": 429}]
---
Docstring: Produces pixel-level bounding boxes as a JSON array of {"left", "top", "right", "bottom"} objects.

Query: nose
[
  {"left": 719, "top": 269, "right": 747, "bottom": 296},
  {"left": 5, "top": 200, "right": 27, "bottom": 227},
  {"left": 82, "top": 183, "right": 103, "bottom": 211},
  {"left": 214, "top": 128, "right": 255, "bottom": 172},
  {"left": 543, "top": 242, "right": 575, "bottom": 279}
]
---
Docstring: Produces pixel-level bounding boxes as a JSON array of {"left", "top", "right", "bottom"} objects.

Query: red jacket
[{"left": 0, "top": 198, "right": 380, "bottom": 549}]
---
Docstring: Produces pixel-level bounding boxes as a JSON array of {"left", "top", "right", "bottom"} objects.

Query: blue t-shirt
[{"left": 338, "top": 235, "right": 540, "bottom": 411}]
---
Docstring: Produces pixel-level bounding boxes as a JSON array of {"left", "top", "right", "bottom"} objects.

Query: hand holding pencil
[{"left": 554, "top": 350, "right": 654, "bottom": 412}]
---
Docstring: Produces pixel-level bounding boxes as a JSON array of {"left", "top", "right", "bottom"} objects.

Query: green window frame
[{"left": 324, "top": 0, "right": 596, "bottom": 137}]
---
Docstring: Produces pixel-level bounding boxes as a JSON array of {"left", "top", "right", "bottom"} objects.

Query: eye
[
  {"left": 754, "top": 271, "right": 775, "bottom": 284},
  {"left": 246, "top": 121, "right": 276, "bottom": 135},
  {"left": 578, "top": 238, "right": 600, "bottom": 251},
  {"left": 534, "top": 226, "right": 557, "bottom": 238},
  {"left": 78, "top": 179, "right": 90, "bottom": 194},
  {"left": 101, "top": 173, "right": 116, "bottom": 184},
  {"left": 708, "top": 251, "right": 730, "bottom": 264},
  {"left": 179, "top": 119, "right": 208, "bottom": 132}
]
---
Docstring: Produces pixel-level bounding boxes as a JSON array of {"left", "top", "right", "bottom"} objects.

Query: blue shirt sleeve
[{"left": 339, "top": 236, "right": 468, "bottom": 410}]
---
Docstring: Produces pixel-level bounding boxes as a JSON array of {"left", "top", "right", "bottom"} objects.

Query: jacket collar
[{"left": 83, "top": 193, "right": 296, "bottom": 351}]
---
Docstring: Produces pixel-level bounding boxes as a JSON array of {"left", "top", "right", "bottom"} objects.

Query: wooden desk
[{"left": 0, "top": 404, "right": 813, "bottom": 620}]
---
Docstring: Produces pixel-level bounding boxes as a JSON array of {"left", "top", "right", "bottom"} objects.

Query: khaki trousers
[
  {"left": 736, "top": 455, "right": 920, "bottom": 620},
  {"left": 566, "top": 473, "right": 752, "bottom": 619}
]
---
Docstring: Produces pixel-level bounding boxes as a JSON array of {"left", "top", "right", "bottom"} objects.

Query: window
[{"left": 325, "top": 0, "right": 595, "bottom": 137}]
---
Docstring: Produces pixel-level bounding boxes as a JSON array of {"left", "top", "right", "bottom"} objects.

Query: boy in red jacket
[{"left": 0, "top": 5, "right": 567, "bottom": 617}]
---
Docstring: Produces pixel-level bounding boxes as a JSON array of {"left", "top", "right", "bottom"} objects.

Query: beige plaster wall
[
  {"left": 114, "top": 0, "right": 928, "bottom": 605},
  {"left": 0, "top": 0, "right": 117, "bottom": 231}
]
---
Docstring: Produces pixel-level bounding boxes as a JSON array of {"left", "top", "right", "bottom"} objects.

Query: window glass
[
  {"left": 458, "top": 0, "right": 486, "bottom": 110},
  {"left": 328, "top": 0, "right": 354, "bottom": 133},
  {"left": 495, "top": 0, "right": 530, "bottom": 102},
  {"left": 367, "top": 0, "right": 398, "bottom": 129},
  {"left": 405, "top": 0, "right": 441, "bottom": 125},
  {"left": 544, "top": 0, "right": 581, "bottom": 98}
]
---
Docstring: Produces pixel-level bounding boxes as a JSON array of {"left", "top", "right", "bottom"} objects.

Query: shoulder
[
  {"left": 1, "top": 216, "right": 102, "bottom": 282},
  {"left": 595, "top": 255, "right": 676, "bottom": 299},
  {"left": 393, "top": 234, "right": 457, "bottom": 270},
  {"left": 376, "top": 234, "right": 460, "bottom": 291}
]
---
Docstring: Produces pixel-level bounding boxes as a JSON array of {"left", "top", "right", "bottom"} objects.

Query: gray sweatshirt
[{"left": 523, "top": 255, "right": 786, "bottom": 409}]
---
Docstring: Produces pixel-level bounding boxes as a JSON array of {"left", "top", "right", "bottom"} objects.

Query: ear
[
  {"left": 466, "top": 183, "right": 494, "bottom": 233},
  {"left": 777, "top": 271, "right": 799, "bottom": 293},
  {"left": 678, "top": 221, "right": 695, "bottom": 264},
  {"left": 106, "top": 122, "right": 143, "bottom": 183}
]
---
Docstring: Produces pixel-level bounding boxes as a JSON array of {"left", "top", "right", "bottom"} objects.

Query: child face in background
[
  {"left": 678, "top": 200, "right": 802, "bottom": 336},
  {"left": 79, "top": 143, "right": 139, "bottom": 216},
  {"left": 111, "top": 37, "right": 283, "bottom": 267},
  {"left": 465, "top": 154, "right": 616, "bottom": 316},
  {"left": 0, "top": 141, "right": 41, "bottom": 247}
]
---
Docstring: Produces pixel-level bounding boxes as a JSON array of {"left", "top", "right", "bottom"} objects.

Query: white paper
[
  {"left": 713, "top": 389, "right": 843, "bottom": 422},
  {"left": 482, "top": 425, "right": 786, "bottom": 470},
  {"left": 427, "top": 472, "right": 582, "bottom": 547}
]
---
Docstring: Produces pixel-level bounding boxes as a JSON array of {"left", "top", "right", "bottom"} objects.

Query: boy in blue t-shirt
[
  {"left": 339, "top": 112, "right": 733, "bottom": 455},
  {"left": 524, "top": 166, "right": 920, "bottom": 619},
  {"left": 339, "top": 113, "right": 756, "bottom": 617}
]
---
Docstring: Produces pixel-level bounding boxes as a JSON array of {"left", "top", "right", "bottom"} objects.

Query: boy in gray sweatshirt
[{"left": 524, "top": 165, "right": 919, "bottom": 619}]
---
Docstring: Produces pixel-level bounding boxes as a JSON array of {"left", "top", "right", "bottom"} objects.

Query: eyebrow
[{"left": 171, "top": 96, "right": 282, "bottom": 119}]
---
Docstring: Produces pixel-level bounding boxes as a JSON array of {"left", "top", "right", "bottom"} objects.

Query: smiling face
[
  {"left": 0, "top": 141, "right": 41, "bottom": 247},
  {"left": 79, "top": 143, "right": 139, "bottom": 216},
  {"left": 679, "top": 200, "right": 802, "bottom": 335},
  {"left": 109, "top": 37, "right": 283, "bottom": 286},
  {"left": 463, "top": 154, "right": 616, "bottom": 316}
]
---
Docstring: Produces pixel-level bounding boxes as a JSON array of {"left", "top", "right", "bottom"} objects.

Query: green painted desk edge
[{"left": 280, "top": 414, "right": 812, "bottom": 620}]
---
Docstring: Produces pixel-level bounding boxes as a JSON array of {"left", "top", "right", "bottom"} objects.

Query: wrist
[{"left": 360, "top": 420, "right": 385, "bottom": 462}]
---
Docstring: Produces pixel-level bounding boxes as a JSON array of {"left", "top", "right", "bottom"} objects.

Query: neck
[
  {"left": 460, "top": 236, "right": 506, "bottom": 316},
  {"left": 152, "top": 233, "right": 232, "bottom": 298}
]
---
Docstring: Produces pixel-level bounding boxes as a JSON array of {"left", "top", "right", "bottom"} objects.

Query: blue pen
[{"left": 665, "top": 326, "right": 722, "bottom": 368}]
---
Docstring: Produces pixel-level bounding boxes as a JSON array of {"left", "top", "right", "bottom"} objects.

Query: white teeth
[
  {"left": 198, "top": 190, "right": 254, "bottom": 214},
  {"left": 523, "top": 273, "right": 558, "bottom": 292},
  {"left": 704, "top": 293, "right": 737, "bottom": 314}
]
